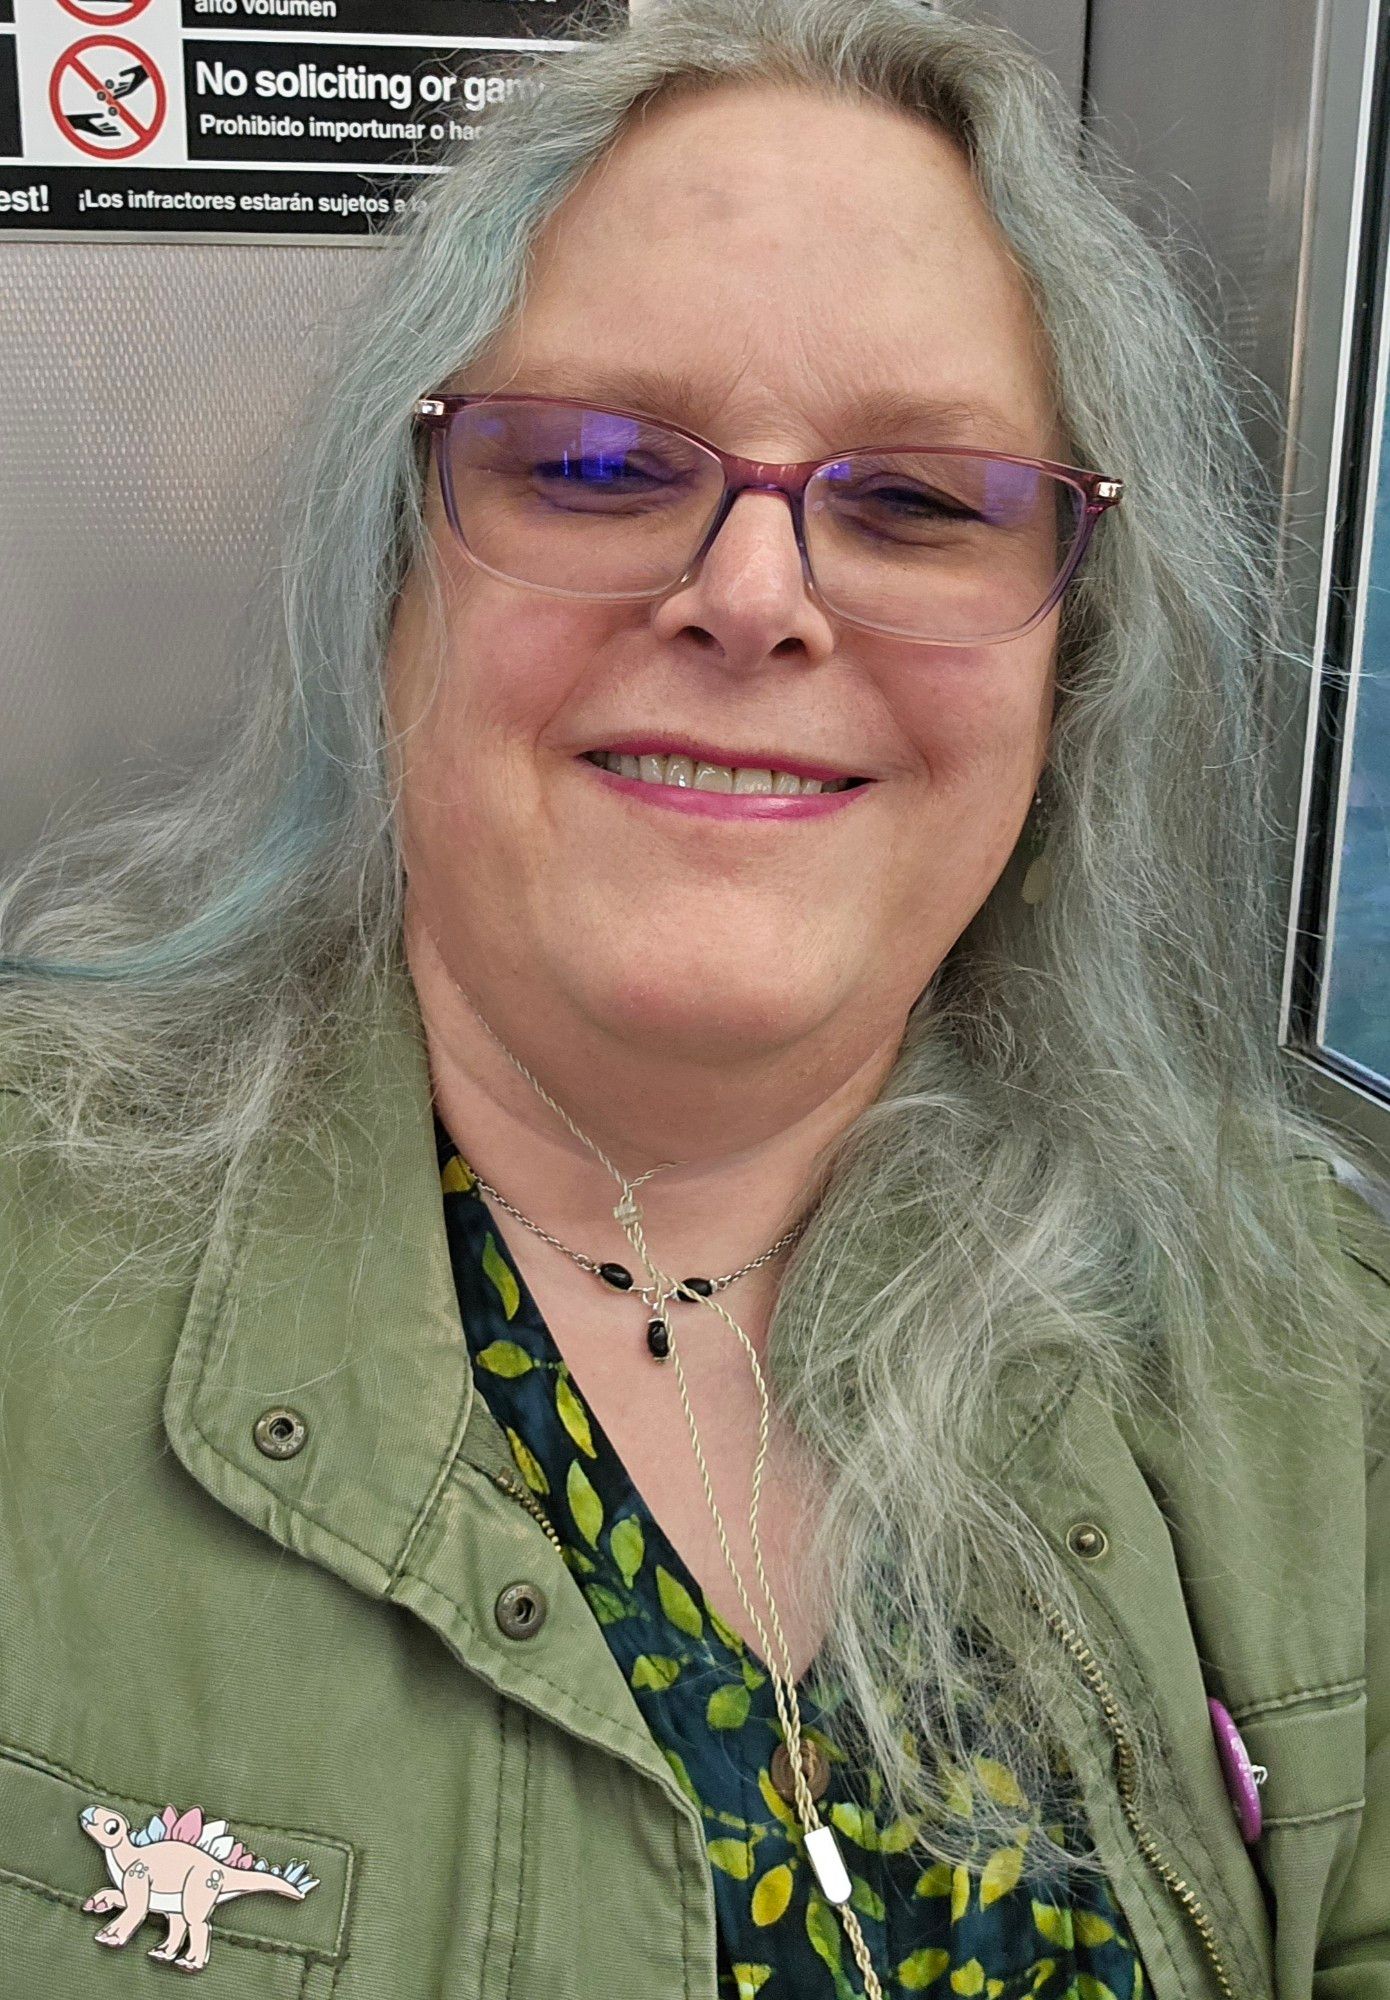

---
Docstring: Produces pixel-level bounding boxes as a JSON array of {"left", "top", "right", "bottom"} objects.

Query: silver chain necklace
[{"left": 463, "top": 1165, "right": 810, "bottom": 1358}]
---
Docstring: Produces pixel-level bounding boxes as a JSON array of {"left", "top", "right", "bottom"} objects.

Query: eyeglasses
[{"left": 411, "top": 391, "right": 1124, "bottom": 647}]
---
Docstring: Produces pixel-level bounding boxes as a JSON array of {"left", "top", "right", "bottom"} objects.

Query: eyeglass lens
[{"left": 438, "top": 400, "right": 1086, "bottom": 643}]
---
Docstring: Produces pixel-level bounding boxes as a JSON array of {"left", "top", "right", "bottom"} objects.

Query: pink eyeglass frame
[{"left": 412, "top": 389, "right": 1125, "bottom": 647}]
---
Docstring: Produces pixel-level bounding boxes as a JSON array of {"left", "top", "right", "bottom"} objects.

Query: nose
[
  {"left": 652, "top": 488, "right": 836, "bottom": 676},
  {"left": 651, "top": 483, "right": 836, "bottom": 670},
  {"left": 702, "top": 485, "right": 807, "bottom": 575}
]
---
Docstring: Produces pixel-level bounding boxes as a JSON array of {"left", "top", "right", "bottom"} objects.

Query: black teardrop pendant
[
  {"left": 598, "top": 1262, "right": 634, "bottom": 1291},
  {"left": 676, "top": 1277, "right": 714, "bottom": 1302},
  {"left": 646, "top": 1319, "right": 671, "bottom": 1359}
]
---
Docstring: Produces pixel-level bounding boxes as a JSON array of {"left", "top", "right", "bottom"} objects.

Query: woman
[{"left": 0, "top": 0, "right": 1386, "bottom": 1995}]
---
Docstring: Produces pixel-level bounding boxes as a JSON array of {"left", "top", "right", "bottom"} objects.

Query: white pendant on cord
[{"left": 804, "top": 1824, "right": 852, "bottom": 1904}]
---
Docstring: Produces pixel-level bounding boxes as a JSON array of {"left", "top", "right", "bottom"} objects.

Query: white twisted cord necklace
[{"left": 428, "top": 940, "right": 887, "bottom": 1999}]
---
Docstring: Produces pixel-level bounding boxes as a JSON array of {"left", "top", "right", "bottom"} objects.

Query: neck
[{"left": 404, "top": 904, "right": 906, "bottom": 1317}]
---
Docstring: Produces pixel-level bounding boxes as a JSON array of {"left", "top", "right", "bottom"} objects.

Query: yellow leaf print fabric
[{"left": 437, "top": 1113, "right": 1150, "bottom": 2000}]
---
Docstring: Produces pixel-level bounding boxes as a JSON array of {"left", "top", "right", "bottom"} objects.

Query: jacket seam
[
  {"left": 298, "top": 1947, "right": 335, "bottom": 2000},
  {"left": 484, "top": 1690, "right": 507, "bottom": 1995},
  {"left": 503, "top": 1705, "right": 530, "bottom": 1999},
  {"left": 1229, "top": 1678, "right": 1365, "bottom": 1723},
  {"left": 385, "top": 1369, "right": 476, "bottom": 1597},
  {"left": 995, "top": 1363, "right": 1267, "bottom": 1989},
  {"left": 0, "top": 1737, "right": 353, "bottom": 1857},
  {"left": 1262, "top": 1798, "right": 1365, "bottom": 1830},
  {"left": 993, "top": 1356, "right": 1086, "bottom": 1478},
  {"left": 678, "top": 1802, "right": 692, "bottom": 2000},
  {"left": 1063, "top": 1574, "right": 1269, "bottom": 1989}
]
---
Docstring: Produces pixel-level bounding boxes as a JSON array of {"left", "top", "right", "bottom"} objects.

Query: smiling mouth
[{"left": 581, "top": 751, "right": 868, "bottom": 796}]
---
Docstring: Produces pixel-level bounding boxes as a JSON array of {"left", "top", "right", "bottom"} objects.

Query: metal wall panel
[
  {"left": 962, "top": 0, "right": 1086, "bottom": 112},
  {"left": 0, "top": 245, "right": 372, "bottom": 864},
  {"left": 1085, "top": 0, "right": 1323, "bottom": 479},
  {"left": 1086, "top": 0, "right": 1390, "bottom": 1174}
]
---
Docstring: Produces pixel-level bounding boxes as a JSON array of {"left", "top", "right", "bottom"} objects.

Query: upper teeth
[{"left": 586, "top": 751, "right": 852, "bottom": 795}]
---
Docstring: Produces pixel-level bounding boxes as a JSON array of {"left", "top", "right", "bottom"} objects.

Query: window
[{"left": 1284, "top": 0, "right": 1390, "bottom": 1112}]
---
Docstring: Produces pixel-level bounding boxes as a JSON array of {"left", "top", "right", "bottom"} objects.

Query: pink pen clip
[{"left": 1208, "top": 1698, "right": 1267, "bottom": 1843}]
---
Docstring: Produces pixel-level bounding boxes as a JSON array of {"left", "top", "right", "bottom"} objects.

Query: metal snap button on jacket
[
  {"left": 1066, "top": 1522, "right": 1109, "bottom": 1559},
  {"left": 495, "top": 1581, "right": 549, "bottom": 1640},
  {"left": 771, "top": 1736, "right": 830, "bottom": 1803},
  {"left": 252, "top": 1406, "right": 308, "bottom": 1458}
]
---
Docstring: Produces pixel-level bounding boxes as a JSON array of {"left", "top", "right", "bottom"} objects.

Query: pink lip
[
  {"left": 585, "top": 737, "right": 863, "bottom": 784},
  {"left": 581, "top": 759, "right": 871, "bottom": 819}
]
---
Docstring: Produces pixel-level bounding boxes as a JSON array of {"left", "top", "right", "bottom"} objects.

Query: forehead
[{"left": 471, "top": 80, "right": 1061, "bottom": 459}]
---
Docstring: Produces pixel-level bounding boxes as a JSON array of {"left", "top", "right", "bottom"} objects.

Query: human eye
[
  {"left": 534, "top": 450, "right": 668, "bottom": 493},
  {"left": 856, "top": 478, "right": 980, "bottom": 521},
  {"left": 528, "top": 436, "right": 697, "bottom": 511},
  {"left": 830, "top": 464, "right": 985, "bottom": 541}
]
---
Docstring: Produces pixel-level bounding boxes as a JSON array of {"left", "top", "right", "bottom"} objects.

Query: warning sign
[
  {"left": 0, "top": 0, "right": 620, "bottom": 238},
  {"left": 49, "top": 33, "right": 166, "bottom": 156},
  {"left": 58, "top": 0, "right": 152, "bottom": 25}
]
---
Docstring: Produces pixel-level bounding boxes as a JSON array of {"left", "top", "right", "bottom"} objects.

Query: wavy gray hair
[{"left": 2, "top": 0, "right": 1386, "bottom": 1891}]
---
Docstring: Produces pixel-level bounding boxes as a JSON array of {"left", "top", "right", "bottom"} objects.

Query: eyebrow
[{"left": 475, "top": 361, "right": 1037, "bottom": 455}]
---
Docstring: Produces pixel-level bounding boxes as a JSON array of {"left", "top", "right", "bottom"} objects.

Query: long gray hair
[{"left": 3, "top": 0, "right": 1386, "bottom": 1890}]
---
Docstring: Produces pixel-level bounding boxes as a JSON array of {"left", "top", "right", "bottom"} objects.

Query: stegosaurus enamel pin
[{"left": 78, "top": 1800, "right": 320, "bottom": 1973}]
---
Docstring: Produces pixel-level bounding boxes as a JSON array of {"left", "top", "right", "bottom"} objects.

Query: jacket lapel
[{"left": 162, "top": 958, "right": 700, "bottom": 1819}]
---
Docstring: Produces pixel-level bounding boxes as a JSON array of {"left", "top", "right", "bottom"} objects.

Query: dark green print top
[{"left": 436, "top": 1114, "right": 1150, "bottom": 2000}]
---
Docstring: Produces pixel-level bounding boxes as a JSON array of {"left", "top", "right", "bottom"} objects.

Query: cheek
[
  {"left": 880, "top": 642, "right": 1055, "bottom": 905},
  {"left": 391, "top": 562, "right": 609, "bottom": 806},
  {"left": 887, "top": 634, "right": 1056, "bottom": 789}
]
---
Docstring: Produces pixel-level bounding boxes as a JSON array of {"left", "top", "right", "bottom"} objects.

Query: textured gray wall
[{"left": 1, "top": 246, "right": 373, "bottom": 863}]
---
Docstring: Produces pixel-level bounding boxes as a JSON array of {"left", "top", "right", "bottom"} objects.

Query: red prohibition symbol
[
  {"left": 50, "top": 35, "right": 167, "bottom": 160},
  {"left": 57, "top": 0, "right": 153, "bottom": 25}
]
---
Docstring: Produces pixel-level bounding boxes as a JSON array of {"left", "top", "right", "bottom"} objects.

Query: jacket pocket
[
  {"left": 1233, "top": 1683, "right": 1366, "bottom": 1832},
  {"left": 0, "top": 1735, "right": 353, "bottom": 1998},
  {"left": 1232, "top": 1687, "right": 1367, "bottom": 1999}
]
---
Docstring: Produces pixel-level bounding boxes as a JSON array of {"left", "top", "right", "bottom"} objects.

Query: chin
[{"left": 579, "top": 956, "right": 833, "bottom": 1062}]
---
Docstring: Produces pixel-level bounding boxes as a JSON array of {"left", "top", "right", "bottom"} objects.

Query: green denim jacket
[{"left": 2, "top": 963, "right": 1388, "bottom": 2000}]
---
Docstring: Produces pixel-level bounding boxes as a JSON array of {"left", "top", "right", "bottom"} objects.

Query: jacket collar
[
  {"left": 158, "top": 956, "right": 1061, "bottom": 1808},
  {"left": 161, "top": 955, "right": 717, "bottom": 1812},
  {"left": 165, "top": 956, "right": 513, "bottom": 1587},
  {"left": 163, "top": 953, "right": 1055, "bottom": 1572}
]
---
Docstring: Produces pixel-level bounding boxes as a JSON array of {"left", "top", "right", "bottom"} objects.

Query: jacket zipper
[
  {"left": 489, "top": 1472, "right": 1235, "bottom": 1998},
  {"left": 487, "top": 1468, "right": 565, "bottom": 1552},
  {"left": 1031, "top": 1594, "right": 1236, "bottom": 2000}
]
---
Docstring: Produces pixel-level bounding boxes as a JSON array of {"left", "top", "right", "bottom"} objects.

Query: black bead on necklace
[
  {"left": 598, "top": 1262, "right": 715, "bottom": 1358},
  {"left": 463, "top": 1162, "right": 807, "bottom": 1364}
]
